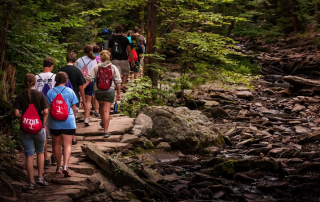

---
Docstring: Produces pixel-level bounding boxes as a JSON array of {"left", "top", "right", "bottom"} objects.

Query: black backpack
[{"left": 112, "top": 37, "right": 123, "bottom": 55}]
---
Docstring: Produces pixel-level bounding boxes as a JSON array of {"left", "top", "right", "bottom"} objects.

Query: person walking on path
[
  {"left": 84, "top": 50, "right": 122, "bottom": 138},
  {"left": 35, "top": 57, "right": 55, "bottom": 167},
  {"left": 46, "top": 72, "right": 78, "bottom": 177},
  {"left": 108, "top": 25, "right": 134, "bottom": 90},
  {"left": 59, "top": 52, "right": 87, "bottom": 145},
  {"left": 92, "top": 45, "right": 101, "bottom": 117},
  {"left": 14, "top": 73, "right": 50, "bottom": 189},
  {"left": 75, "top": 45, "right": 98, "bottom": 126},
  {"left": 130, "top": 34, "right": 144, "bottom": 81}
]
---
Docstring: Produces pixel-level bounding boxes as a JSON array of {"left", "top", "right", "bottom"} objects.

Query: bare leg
[
  {"left": 134, "top": 72, "right": 139, "bottom": 80},
  {"left": 85, "top": 95, "right": 92, "bottom": 119},
  {"left": 36, "top": 152, "right": 44, "bottom": 178},
  {"left": 52, "top": 135, "right": 63, "bottom": 167},
  {"left": 44, "top": 139, "right": 48, "bottom": 160},
  {"left": 101, "top": 102, "right": 111, "bottom": 133},
  {"left": 122, "top": 74, "right": 128, "bottom": 87},
  {"left": 95, "top": 99, "right": 99, "bottom": 113},
  {"left": 72, "top": 135, "right": 76, "bottom": 142},
  {"left": 99, "top": 101, "right": 105, "bottom": 126},
  {"left": 62, "top": 134, "right": 73, "bottom": 167},
  {"left": 26, "top": 155, "right": 35, "bottom": 183}
]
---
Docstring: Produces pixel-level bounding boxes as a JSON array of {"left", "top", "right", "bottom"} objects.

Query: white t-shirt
[
  {"left": 75, "top": 56, "right": 98, "bottom": 72},
  {"left": 35, "top": 72, "right": 56, "bottom": 92}
]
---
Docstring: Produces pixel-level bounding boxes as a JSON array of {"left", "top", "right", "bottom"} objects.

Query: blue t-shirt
[{"left": 46, "top": 86, "right": 79, "bottom": 130}]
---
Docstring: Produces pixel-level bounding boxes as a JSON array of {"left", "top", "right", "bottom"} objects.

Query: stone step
[
  {"left": 76, "top": 117, "right": 134, "bottom": 136},
  {"left": 72, "top": 141, "right": 133, "bottom": 154}
]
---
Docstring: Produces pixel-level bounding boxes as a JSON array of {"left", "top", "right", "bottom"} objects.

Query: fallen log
[
  {"left": 283, "top": 76, "right": 320, "bottom": 87},
  {"left": 81, "top": 143, "right": 171, "bottom": 198}
]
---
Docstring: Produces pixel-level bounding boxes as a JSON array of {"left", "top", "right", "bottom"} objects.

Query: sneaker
[
  {"left": 55, "top": 166, "right": 62, "bottom": 174},
  {"left": 92, "top": 111, "right": 100, "bottom": 117},
  {"left": 72, "top": 140, "right": 78, "bottom": 145},
  {"left": 28, "top": 182, "right": 36, "bottom": 190},
  {"left": 36, "top": 177, "right": 49, "bottom": 186},
  {"left": 103, "top": 132, "right": 110, "bottom": 138},
  {"left": 100, "top": 121, "right": 104, "bottom": 128},
  {"left": 62, "top": 166, "right": 71, "bottom": 177},
  {"left": 44, "top": 159, "right": 50, "bottom": 167},
  {"left": 51, "top": 155, "right": 56, "bottom": 164},
  {"left": 84, "top": 118, "right": 90, "bottom": 127}
]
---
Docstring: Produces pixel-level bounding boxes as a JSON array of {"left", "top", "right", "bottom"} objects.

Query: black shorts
[{"left": 50, "top": 129, "right": 76, "bottom": 136}]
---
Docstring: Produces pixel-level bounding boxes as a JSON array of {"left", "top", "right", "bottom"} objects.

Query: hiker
[
  {"left": 14, "top": 73, "right": 49, "bottom": 189},
  {"left": 108, "top": 25, "right": 135, "bottom": 90},
  {"left": 46, "top": 72, "right": 78, "bottom": 177},
  {"left": 59, "top": 52, "right": 87, "bottom": 145},
  {"left": 127, "top": 30, "right": 133, "bottom": 43},
  {"left": 84, "top": 50, "right": 122, "bottom": 138},
  {"left": 130, "top": 34, "right": 144, "bottom": 81},
  {"left": 138, "top": 28, "right": 146, "bottom": 52},
  {"left": 92, "top": 45, "right": 101, "bottom": 117},
  {"left": 35, "top": 57, "right": 55, "bottom": 167},
  {"left": 75, "top": 45, "right": 98, "bottom": 126}
]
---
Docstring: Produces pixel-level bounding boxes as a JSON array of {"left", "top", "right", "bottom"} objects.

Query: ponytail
[
  {"left": 83, "top": 45, "right": 96, "bottom": 60},
  {"left": 24, "top": 74, "right": 36, "bottom": 103}
]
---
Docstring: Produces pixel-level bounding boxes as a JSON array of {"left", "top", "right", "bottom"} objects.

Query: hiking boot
[
  {"left": 55, "top": 166, "right": 62, "bottom": 174},
  {"left": 36, "top": 177, "right": 49, "bottom": 186},
  {"left": 72, "top": 140, "right": 78, "bottom": 145},
  {"left": 28, "top": 182, "right": 36, "bottom": 190},
  {"left": 62, "top": 166, "right": 71, "bottom": 177},
  {"left": 51, "top": 155, "right": 56, "bottom": 164},
  {"left": 84, "top": 118, "right": 90, "bottom": 126},
  {"left": 103, "top": 132, "right": 110, "bottom": 138},
  {"left": 92, "top": 111, "right": 100, "bottom": 117},
  {"left": 44, "top": 159, "right": 50, "bottom": 167}
]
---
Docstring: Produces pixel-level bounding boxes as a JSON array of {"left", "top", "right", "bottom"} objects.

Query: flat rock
[
  {"left": 68, "top": 164, "right": 96, "bottom": 175},
  {"left": 83, "top": 135, "right": 122, "bottom": 142},
  {"left": 120, "top": 134, "right": 140, "bottom": 144},
  {"left": 236, "top": 91, "right": 253, "bottom": 98},
  {"left": 209, "top": 106, "right": 230, "bottom": 118},
  {"left": 292, "top": 104, "right": 306, "bottom": 112},
  {"left": 294, "top": 126, "right": 311, "bottom": 134},
  {"left": 202, "top": 100, "right": 219, "bottom": 107},
  {"left": 76, "top": 117, "right": 134, "bottom": 136},
  {"left": 268, "top": 148, "right": 289, "bottom": 157},
  {"left": 72, "top": 141, "right": 132, "bottom": 153},
  {"left": 202, "top": 146, "right": 220, "bottom": 156}
]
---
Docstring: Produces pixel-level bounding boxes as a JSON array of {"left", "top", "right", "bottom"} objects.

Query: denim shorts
[
  {"left": 85, "top": 81, "right": 95, "bottom": 96},
  {"left": 20, "top": 128, "right": 46, "bottom": 156}
]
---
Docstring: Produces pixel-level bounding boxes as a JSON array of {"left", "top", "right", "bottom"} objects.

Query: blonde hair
[{"left": 99, "top": 50, "right": 111, "bottom": 62}]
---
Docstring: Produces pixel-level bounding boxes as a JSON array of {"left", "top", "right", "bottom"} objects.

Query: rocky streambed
[{"left": 96, "top": 75, "right": 320, "bottom": 202}]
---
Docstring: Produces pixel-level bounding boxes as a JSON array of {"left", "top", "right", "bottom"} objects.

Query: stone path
[{"left": 14, "top": 109, "right": 137, "bottom": 201}]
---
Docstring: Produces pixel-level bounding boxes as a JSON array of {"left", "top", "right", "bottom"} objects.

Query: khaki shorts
[{"left": 112, "top": 60, "right": 130, "bottom": 75}]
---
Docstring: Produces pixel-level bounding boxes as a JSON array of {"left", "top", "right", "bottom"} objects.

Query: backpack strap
[
  {"left": 37, "top": 74, "right": 44, "bottom": 82},
  {"left": 50, "top": 73, "right": 55, "bottom": 79},
  {"left": 53, "top": 87, "right": 67, "bottom": 95},
  {"left": 81, "top": 57, "right": 92, "bottom": 66}
]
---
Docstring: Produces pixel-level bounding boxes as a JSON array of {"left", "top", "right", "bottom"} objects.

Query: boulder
[
  {"left": 202, "top": 146, "right": 220, "bottom": 156},
  {"left": 141, "top": 106, "right": 224, "bottom": 152},
  {"left": 134, "top": 113, "right": 153, "bottom": 135},
  {"left": 121, "top": 134, "right": 140, "bottom": 144},
  {"left": 155, "top": 142, "right": 171, "bottom": 151}
]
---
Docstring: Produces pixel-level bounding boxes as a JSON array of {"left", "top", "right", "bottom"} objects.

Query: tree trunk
[
  {"left": 144, "top": 0, "right": 158, "bottom": 87},
  {"left": 0, "top": 6, "right": 15, "bottom": 103}
]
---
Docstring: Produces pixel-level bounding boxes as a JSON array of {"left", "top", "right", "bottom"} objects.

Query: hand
[
  {"left": 116, "top": 94, "right": 121, "bottom": 101},
  {"left": 81, "top": 101, "right": 86, "bottom": 108},
  {"left": 45, "top": 125, "right": 48, "bottom": 132},
  {"left": 131, "top": 61, "right": 135, "bottom": 68}
]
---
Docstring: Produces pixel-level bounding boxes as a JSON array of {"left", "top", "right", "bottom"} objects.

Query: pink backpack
[
  {"left": 80, "top": 58, "right": 92, "bottom": 79},
  {"left": 21, "top": 95, "right": 43, "bottom": 134},
  {"left": 50, "top": 87, "right": 69, "bottom": 121}
]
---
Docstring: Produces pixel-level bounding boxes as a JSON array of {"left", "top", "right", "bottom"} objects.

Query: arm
[
  {"left": 83, "top": 80, "right": 91, "bottom": 89},
  {"left": 113, "top": 65, "right": 122, "bottom": 100},
  {"left": 43, "top": 108, "right": 49, "bottom": 130},
  {"left": 84, "top": 65, "right": 97, "bottom": 89},
  {"left": 72, "top": 104, "right": 77, "bottom": 118},
  {"left": 127, "top": 45, "right": 135, "bottom": 67},
  {"left": 108, "top": 47, "right": 112, "bottom": 53},
  {"left": 79, "top": 85, "right": 86, "bottom": 107},
  {"left": 14, "top": 109, "right": 22, "bottom": 119}
]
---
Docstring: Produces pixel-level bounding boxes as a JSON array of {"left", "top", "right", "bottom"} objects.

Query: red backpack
[
  {"left": 128, "top": 49, "right": 139, "bottom": 62},
  {"left": 97, "top": 66, "right": 113, "bottom": 90},
  {"left": 50, "top": 87, "right": 69, "bottom": 121},
  {"left": 21, "top": 95, "right": 43, "bottom": 134},
  {"left": 80, "top": 58, "right": 92, "bottom": 79}
]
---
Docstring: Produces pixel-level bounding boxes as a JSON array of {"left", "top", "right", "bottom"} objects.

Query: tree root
[{"left": 0, "top": 174, "right": 16, "bottom": 197}]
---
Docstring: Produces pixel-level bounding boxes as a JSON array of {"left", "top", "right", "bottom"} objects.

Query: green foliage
[
  {"left": 219, "top": 70, "right": 260, "bottom": 90},
  {"left": 221, "top": 58, "right": 260, "bottom": 75}
]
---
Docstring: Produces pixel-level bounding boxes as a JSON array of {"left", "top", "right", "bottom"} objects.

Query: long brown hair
[
  {"left": 55, "top": 72, "right": 68, "bottom": 87},
  {"left": 24, "top": 73, "right": 36, "bottom": 103},
  {"left": 83, "top": 45, "right": 96, "bottom": 60}
]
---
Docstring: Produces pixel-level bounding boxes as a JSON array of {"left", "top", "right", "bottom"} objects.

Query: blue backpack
[
  {"left": 65, "top": 78, "right": 73, "bottom": 90},
  {"left": 38, "top": 74, "right": 55, "bottom": 96}
]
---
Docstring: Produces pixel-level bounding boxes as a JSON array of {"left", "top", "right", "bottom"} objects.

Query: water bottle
[{"left": 114, "top": 102, "right": 118, "bottom": 114}]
